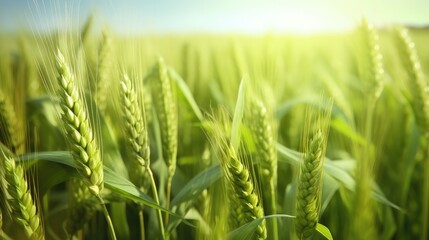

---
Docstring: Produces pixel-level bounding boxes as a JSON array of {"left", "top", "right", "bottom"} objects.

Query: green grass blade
[
  {"left": 168, "top": 67, "right": 204, "bottom": 122},
  {"left": 277, "top": 143, "right": 402, "bottom": 211},
  {"left": 316, "top": 223, "right": 333, "bottom": 240},
  {"left": 321, "top": 174, "right": 340, "bottom": 215},
  {"left": 103, "top": 167, "right": 167, "bottom": 212},
  {"left": 17, "top": 151, "right": 176, "bottom": 214},
  {"left": 170, "top": 165, "right": 221, "bottom": 207},
  {"left": 19, "top": 151, "right": 77, "bottom": 168},
  {"left": 331, "top": 117, "right": 367, "bottom": 146}
]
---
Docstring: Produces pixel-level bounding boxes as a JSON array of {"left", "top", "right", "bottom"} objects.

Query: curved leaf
[
  {"left": 171, "top": 165, "right": 221, "bottom": 207},
  {"left": 331, "top": 116, "right": 367, "bottom": 146},
  {"left": 103, "top": 167, "right": 168, "bottom": 212},
  {"left": 277, "top": 143, "right": 402, "bottom": 211},
  {"left": 316, "top": 223, "right": 333, "bottom": 240},
  {"left": 168, "top": 67, "right": 204, "bottom": 122},
  {"left": 19, "top": 151, "right": 77, "bottom": 168},
  {"left": 18, "top": 151, "right": 175, "bottom": 214}
]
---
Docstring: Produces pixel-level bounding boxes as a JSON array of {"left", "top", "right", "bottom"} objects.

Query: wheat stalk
[
  {"left": 56, "top": 49, "right": 103, "bottom": 197},
  {"left": 350, "top": 19, "right": 385, "bottom": 240},
  {"left": 396, "top": 27, "right": 429, "bottom": 240},
  {"left": 120, "top": 73, "right": 165, "bottom": 238},
  {"left": 1, "top": 152, "right": 43, "bottom": 239},
  {"left": 295, "top": 129, "right": 324, "bottom": 240},
  {"left": 295, "top": 101, "right": 332, "bottom": 240},
  {"left": 151, "top": 59, "right": 178, "bottom": 225},
  {"left": 206, "top": 111, "right": 266, "bottom": 239},
  {"left": 225, "top": 147, "right": 267, "bottom": 239},
  {"left": 249, "top": 99, "right": 278, "bottom": 239},
  {"left": 56, "top": 49, "right": 118, "bottom": 239}
]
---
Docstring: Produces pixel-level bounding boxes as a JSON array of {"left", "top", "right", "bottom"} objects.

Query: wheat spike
[
  {"left": 358, "top": 19, "right": 385, "bottom": 99},
  {"left": 121, "top": 73, "right": 165, "bottom": 238},
  {"left": 295, "top": 129, "right": 324, "bottom": 240},
  {"left": 226, "top": 147, "right": 267, "bottom": 239},
  {"left": 207, "top": 112, "right": 266, "bottom": 239},
  {"left": 295, "top": 100, "right": 332, "bottom": 240},
  {"left": 151, "top": 59, "right": 178, "bottom": 180},
  {"left": 396, "top": 27, "right": 429, "bottom": 133},
  {"left": 120, "top": 73, "right": 151, "bottom": 190},
  {"left": 1, "top": 153, "right": 43, "bottom": 239},
  {"left": 56, "top": 49, "right": 103, "bottom": 196},
  {"left": 96, "top": 28, "right": 113, "bottom": 113},
  {"left": 250, "top": 99, "right": 278, "bottom": 239},
  {"left": 0, "top": 90, "right": 23, "bottom": 154},
  {"left": 396, "top": 27, "right": 429, "bottom": 240},
  {"left": 151, "top": 59, "right": 178, "bottom": 226},
  {"left": 250, "top": 100, "right": 277, "bottom": 214}
]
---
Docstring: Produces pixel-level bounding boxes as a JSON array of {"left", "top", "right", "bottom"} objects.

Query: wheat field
[{"left": 0, "top": 9, "right": 428, "bottom": 240}]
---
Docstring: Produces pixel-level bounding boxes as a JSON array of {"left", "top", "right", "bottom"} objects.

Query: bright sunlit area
[{"left": 1, "top": 0, "right": 428, "bottom": 34}]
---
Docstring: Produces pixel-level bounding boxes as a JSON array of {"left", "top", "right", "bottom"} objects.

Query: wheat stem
[
  {"left": 250, "top": 100, "right": 278, "bottom": 240},
  {"left": 148, "top": 169, "right": 166, "bottom": 239},
  {"left": 295, "top": 100, "right": 332, "bottom": 240},
  {"left": 139, "top": 210, "right": 145, "bottom": 240},
  {"left": 396, "top": 27, "right": 429, "bottom": 240},
  {"left": 151, "top": 59, "right": 178, "bottom": 227},
  {"left": 120, "top": 73, "right": 165, "bottom": 238},
  {"left": 97, "top": 195, "right": 117, "bottom": 240}
]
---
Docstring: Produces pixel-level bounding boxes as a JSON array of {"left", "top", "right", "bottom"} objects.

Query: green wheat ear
[
  {"left": 295, "top": 129, "right": 324, "bottom": 239},
  {"left": 121, "top": 73, "right": 166, "bottom": 238},
  {"left": 357, "top": 18, "right": 385, "bottom": 99},
  {"left": 96, "top": 28, "right": 113, "bottom": 114},
  {"left": 120, "top": 73, "right": 150, "bottom": 190},
  {"left": 151, "top": 58, "right": 178, "bottom": 180},
  {"left": 395, "top": 27, "right": 429, "bottom": 240},
  {"left": 249, "top": 99, "right": 278, "bottom": 240},
  {"left": 56, "top": 49, "right": 103, "bottom": 196},
  {"left": 0, "top": 90, "right": 23, "bottom": 154},
  {"left": 395, "top": 27, "right": 429, "bottom": 133},
  {"left": 295, "top": 100, "right": 332, "bottom": 240},
  {"left": 1, "top": 153, "right": 43, "bottom": 239},
  {"left": 151, "top": 58, "right": 178, "bottom": 224},
  {"left": 249, "top": 100, "right": 277, "bottom": 214},
  {"left": 207, "top": 112, "right": 267, "bottom": 240},
  {"left": 226, "top": 147, "right": 267, "bottom": 240}
]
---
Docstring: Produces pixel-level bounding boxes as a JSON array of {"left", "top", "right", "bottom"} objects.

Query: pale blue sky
[{"left": 1, "top": 0, "right": 428, "bottom": 34}]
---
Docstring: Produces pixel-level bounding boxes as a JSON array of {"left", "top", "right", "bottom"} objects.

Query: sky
[{"left": 0, "top": 0, "right": 428, "bottom": 35}]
